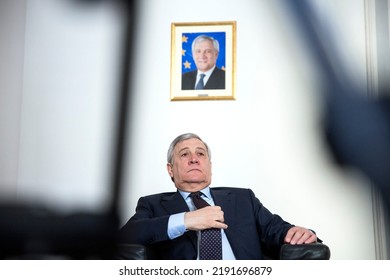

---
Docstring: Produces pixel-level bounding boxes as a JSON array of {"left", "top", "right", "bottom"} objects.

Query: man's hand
[
  {"left": 284, "top": 226, "right": 317, "bottom": 244},
  {"left": 184, "top": 206, "right": 228, "bottom": 231}
]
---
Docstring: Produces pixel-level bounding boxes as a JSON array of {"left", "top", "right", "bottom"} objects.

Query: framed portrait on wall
[{"left": 170, "top": 21, "right": 236, "bottom": 101}]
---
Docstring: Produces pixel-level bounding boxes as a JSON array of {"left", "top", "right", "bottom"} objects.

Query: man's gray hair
[
  {"left": 191, "top": 35, "right": 219, "bottom": 53},
  {"left": 167, "top": 133, "right": 211, "bottom": 165}
]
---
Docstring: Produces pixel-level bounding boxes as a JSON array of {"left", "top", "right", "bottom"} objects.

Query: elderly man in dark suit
[
  {"left": 182, "top": 35, "right": 225, "bottom": 90},
  {"left": 119, "top": 133, "right": 318, "bottom": 260}
]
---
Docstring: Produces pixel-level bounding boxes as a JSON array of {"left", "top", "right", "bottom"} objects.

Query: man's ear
[
  {"left": 167, "top": 163, "right": 173, "bottom": 178},
  {"left": 167, "top": 163, "right": 175, "bottom": 182}
]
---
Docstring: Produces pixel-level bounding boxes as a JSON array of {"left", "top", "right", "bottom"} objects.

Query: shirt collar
[{"left": 178, "top": 186, "right": 211, "bottom": 200}]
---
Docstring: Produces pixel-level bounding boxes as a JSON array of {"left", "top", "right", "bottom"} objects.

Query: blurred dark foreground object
[
  {"left": 324, "top": 91, "right": 390, "bottom": 210},
  {"left": 0, "top": 0, "right": 137, "bottom": 259},
  {"left": 114, "top": 242, "right": 331, "bottom": 260},
  {"left": 0, "top": 204, "right": 119, "bottom": 259}
]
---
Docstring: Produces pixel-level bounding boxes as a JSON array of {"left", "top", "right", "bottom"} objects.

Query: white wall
[
  {"left": 0, "top": 0, "right": 26, "bottom": 198},
  {"left": 0, "top": 0, "right": 378, "bottom": 259}
]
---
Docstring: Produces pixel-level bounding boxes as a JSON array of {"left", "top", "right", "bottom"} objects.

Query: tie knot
[
  {"left": 190, "top": 191, "right": 202, "bottom": 199},
  {"left": 189, "top": 191, "right": 209, "bottom": 209}
]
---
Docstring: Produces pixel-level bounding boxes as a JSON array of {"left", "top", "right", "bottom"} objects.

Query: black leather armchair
[{"left": 115, "top": 242, "right": 331, "bottom": 260}]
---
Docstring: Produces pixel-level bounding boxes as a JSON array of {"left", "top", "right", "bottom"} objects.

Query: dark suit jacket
[
  {"left": 182, "top": 67, "right": 225, "bottom": 90},
  {"left": 119, "top": 187, "right": 294, "bottom": 260}
]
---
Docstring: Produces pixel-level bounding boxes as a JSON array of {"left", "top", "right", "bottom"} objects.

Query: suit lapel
[
  {"left": 210, "top": 188, "right": 236, "bottom": 228},
  {"left": 160, "top": 191, "right": 189, "bottom": 214},
  {"left": 205, "top": 68, "right": 218, "bottom": 89},
  {"left": 204, "top": 68, "right": 224, "bottom": 89},
  {"left": 211, "top": 188, "right": 242, "bottom": 258}
]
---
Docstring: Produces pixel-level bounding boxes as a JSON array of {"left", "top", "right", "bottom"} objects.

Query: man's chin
[
  {"left": 196, "top": 65, "right": 211, "bottom": 71},
  {"left": 183, "top": 176, "right": 208, "bottom": 183}
]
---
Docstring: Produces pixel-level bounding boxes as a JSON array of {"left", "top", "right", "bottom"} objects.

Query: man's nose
[{"left": 189, "top": 156, "right": 199, "bottom": 164}]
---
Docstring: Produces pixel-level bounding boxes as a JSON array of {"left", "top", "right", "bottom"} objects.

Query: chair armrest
[
  {"left": 114, "top": 242, "right": 331, "bottom": 260},
  {"left": 280, "top": 243, "right": 331, "bottom": 260},
  {"left": 115, "top": 244, "right": 147, "bottom": 260}
]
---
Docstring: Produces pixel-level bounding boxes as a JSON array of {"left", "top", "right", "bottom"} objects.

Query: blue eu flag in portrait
[{"left": 181, "top": 32, "right": 226, "bottom": 74}]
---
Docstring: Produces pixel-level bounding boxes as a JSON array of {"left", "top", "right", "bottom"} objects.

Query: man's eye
[
  {"left": 180, "top": 152, "right": 188, "bottom": 157},
  {"left": 198, "top": 152, "right": 205, "bottom": 157}
]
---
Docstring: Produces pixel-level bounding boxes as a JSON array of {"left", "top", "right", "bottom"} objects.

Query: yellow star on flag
[
  {"left": 183, "top": 60, "right": 191, "bottom": 69},
  {"left": 182, "top": 35, "right": 188, "bottom": 43},
  {"left": 182, "top": 49, "right": 186, "bottom": 56}
]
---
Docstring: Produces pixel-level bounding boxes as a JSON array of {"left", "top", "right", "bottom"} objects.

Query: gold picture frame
[{"left": 170, "top": 21, "right": 236, "bottom": 101}]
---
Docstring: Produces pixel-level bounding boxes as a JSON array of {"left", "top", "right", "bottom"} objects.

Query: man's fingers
[
  {"left": 285, "top": 226, "right": 317, "bottom": 244},
  {"left": 184, "top": 206, "right": 227, "bottom": 230},
  {"left": 214, "top": 221, "right": 228, "bottom": 229}
]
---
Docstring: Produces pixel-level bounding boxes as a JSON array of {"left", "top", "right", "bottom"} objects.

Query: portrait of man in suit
[{"left": 181, "top": 34, "right": 226, "bottom": 90}]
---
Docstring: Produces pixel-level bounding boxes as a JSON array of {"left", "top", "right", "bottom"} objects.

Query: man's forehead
[
  {"left": 175, "top": 139, "right": 206, "bottom": 151},
  {"left": 177, "top": 146, "right": 206, "bottom": 152},
  {"left": 195, "top": 40, "right": 213, "bottom": 47}
]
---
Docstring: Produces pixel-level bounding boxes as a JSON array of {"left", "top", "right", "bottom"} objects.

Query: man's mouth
[{"left": 188, "top": 169, "right": 201, "bottom": 173}]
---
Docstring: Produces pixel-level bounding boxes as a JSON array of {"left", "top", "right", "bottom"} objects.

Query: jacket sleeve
[
  {"left": 118, "top": 196, "right": 171, "bottom": 245},
  {"left": 250, "top": 189, "right": 294, "bottom": 258}
]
